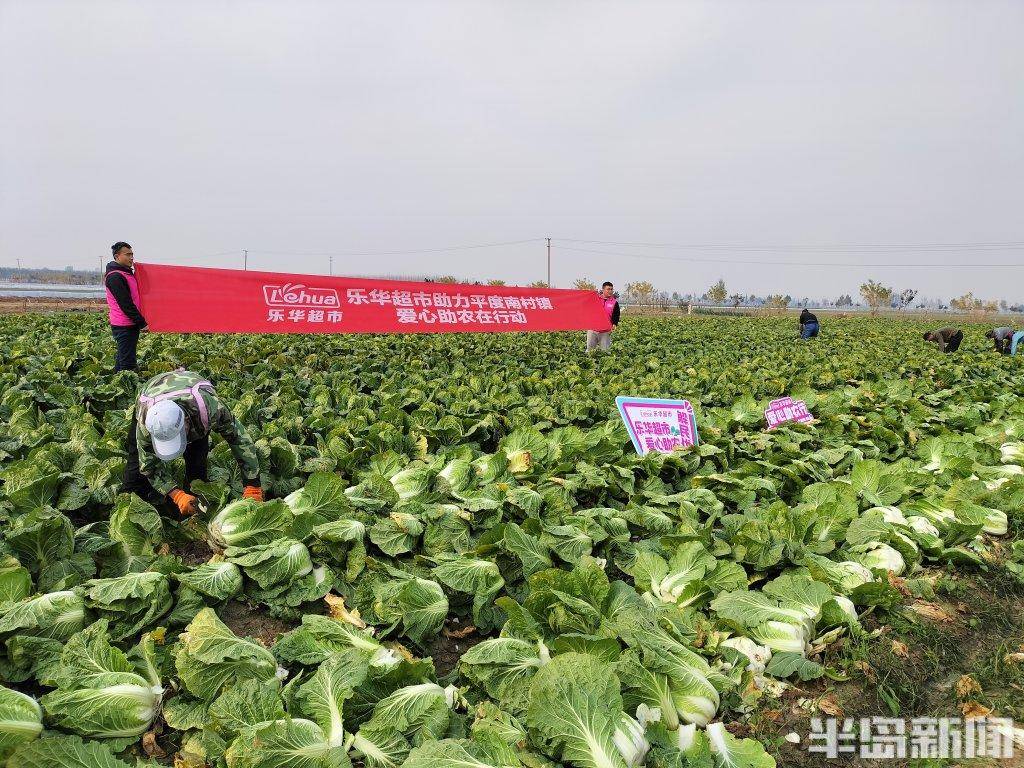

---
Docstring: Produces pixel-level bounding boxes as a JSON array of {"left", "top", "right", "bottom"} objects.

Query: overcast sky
[{"left": 2, "top": 0, "right": 1022, "bottom": 301}]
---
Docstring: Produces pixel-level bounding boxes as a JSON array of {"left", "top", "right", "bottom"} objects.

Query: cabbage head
[
  {"left": 39, "top": 622, "right": 163, "bottom": 747},
  {"left": 208, "top": 499, "right": 293, "bottom": 550},
  {"left": 0, "top": 686, "right": 42, "bottom": 759}
]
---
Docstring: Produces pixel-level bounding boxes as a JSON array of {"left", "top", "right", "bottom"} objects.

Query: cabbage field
[{"left": 0, "top": 312, "right": 1022, "bottom": 767}]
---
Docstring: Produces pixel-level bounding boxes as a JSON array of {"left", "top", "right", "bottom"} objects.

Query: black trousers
[
  {"left": 112, "top": 325, "right": 141, "bottom": 372},
  {"left": 946, "top": 330, "right": 964, "bottom": 353},
  {"left": 123, "top": 411, "right": 209, "bottom": 504}
]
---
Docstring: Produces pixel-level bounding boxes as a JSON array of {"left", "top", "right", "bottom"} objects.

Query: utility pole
[
  {"left": 329, "top": 255, "right": 333, "bottom": 276},
  {"left": 16, "top": 258, "right": 21, "bottom": 270},
  {"left": 546, "top": 237, "right": 551, "bottom": 287},
  {"left": 243, "top": 249, "right": 248, "bottom": 271}
]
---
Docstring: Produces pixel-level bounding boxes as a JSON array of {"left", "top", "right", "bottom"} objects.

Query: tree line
[{"left": 569, "top": 277, "right": 1022, "bottom": 313}]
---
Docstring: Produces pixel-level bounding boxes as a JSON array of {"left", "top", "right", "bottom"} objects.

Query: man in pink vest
[
  {"left": 104, "top": 241, "right": 147, "bottom": 372},
  {"left": 586, "top": 281, "right": 620, "bottom": 352}
]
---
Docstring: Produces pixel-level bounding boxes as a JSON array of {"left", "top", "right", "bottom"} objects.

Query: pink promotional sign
[
  {"left": 765, "top": 396, "right": 814, "bottom": 429},
  {"left": 616, "top": 396, "right": 699, "bottom": 456}
]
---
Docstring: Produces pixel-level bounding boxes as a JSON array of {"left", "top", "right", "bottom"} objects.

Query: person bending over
[
  {"left": 123, "top": 369, "right": 263, "bottom": 516},
  {"left": 923, "top": 327, "right": 963, "bottom": 354},
  {"left": 799, "top": 308, "right": 820, "bottom": 339}
]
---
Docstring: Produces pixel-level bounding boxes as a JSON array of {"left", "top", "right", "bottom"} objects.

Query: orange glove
[
  {"left": 243, "top": 486, "right": 264, "bottom": 502},
  {"left": 169, "top": 489, "right": 199, "bottom": 517}
]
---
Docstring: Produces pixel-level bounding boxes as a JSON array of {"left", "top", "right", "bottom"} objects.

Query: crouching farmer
[
  {"left": 923, "top": 327, "right": 963, "bottom": 353},
  {"left": 985, "top": 326, "right": 1015, "bottom": 354},
  {"left": 798, "top": 308, "right": 820, "bottom": 339},
  {"left": 123, "top": 369, "right": 263, "bottom": 515}
]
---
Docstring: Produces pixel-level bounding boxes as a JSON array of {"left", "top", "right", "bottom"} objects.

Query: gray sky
[{"left": 2, "top": 0, "right": 1023, "bottom": 302}]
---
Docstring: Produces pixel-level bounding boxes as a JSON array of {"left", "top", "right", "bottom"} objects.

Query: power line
[
  {"left": 195, "top": 250, "right": 243, "bottom": 259},
  {"left": 246, "top": 238, "right": 542, "bottom": 258},
  {"left": 554, "top": 244, "right": 1024, "bottom": 268},
  {"left": 554, "top": 237, "right": 1024, "bottom": 253},
  {"left": 144, "top": 251, "right": 241, "bottom": 263}
]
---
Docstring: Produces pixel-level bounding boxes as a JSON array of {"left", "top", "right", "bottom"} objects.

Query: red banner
[{"left": 135, "top": 263, "right": 612, "bottom": 335}]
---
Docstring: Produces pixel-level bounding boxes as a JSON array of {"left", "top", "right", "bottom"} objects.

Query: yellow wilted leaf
[
  {"left": 413, "top": 433, "right": 428, "bottom": 459},
  {"left": 961, "top": 701, "right": 993, "bottom": 719},
  {"left": 443, "top": 624, "right": 477, "bottom": 639},
  {"left": 143, "top": 731, "right": 166, "bottom": 759},
  {"left": 909, "top": 602, "right": 956, "bottom": 623},
  {"left": 955, "top": 675, "right": 981, "bottom": 699},
  {"left": 818, "top": 696, "right": 845, "bottom": 718},
  {"left": 391, "top": 642, "right": 416, "bottom": 661},
  {"left": 324, "top": 594, "right": 367, "bottom": 628}
]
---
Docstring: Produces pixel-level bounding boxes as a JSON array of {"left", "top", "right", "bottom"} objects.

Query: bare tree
[
  {"left": 624, "top": 281, "right": 656, "bottom": 305},
  {"left": 895, "top": 288, "right": 918, "bottom": 311},
  {"left": 859, "top": 280, "right": 894, "bottom": 314}
]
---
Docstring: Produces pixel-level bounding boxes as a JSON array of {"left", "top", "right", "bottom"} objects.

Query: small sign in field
[
  {"left": 616, "top": 396, "right": 699, "bottom": 456},
  {"left": 765, "top": 396, "right": 814, "bottom": 429}
]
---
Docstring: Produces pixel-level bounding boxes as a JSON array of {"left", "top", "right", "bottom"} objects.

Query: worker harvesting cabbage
[{"left": 123, "top": 369, "right": 263, "bottom": 516}]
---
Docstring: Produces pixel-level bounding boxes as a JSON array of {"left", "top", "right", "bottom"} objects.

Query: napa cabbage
[
  {"left": 0, "top": 686, "right": 42, "bottom": 759},
  {"left": 208, "top": 499, "right": 293, "bottom": 550}
]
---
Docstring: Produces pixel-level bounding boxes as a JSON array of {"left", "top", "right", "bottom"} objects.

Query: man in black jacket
[
  {"left": 798, "top": 308, "right": 820, "bottom": 339},
  {"left": 104, "top": 241, "right": 147, "bottom": 372}
]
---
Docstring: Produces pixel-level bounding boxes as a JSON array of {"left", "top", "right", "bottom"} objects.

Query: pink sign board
[
  {"left": 765, "top": 396, "right": 814, "bottom": 429},
  {"left": 615, "top": 396, "right": 699, "bottom": 456}
]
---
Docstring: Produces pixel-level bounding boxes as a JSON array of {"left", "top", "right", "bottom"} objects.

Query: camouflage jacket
[{"left": 135, "top": 370, "right": 260, "bottom": 496}]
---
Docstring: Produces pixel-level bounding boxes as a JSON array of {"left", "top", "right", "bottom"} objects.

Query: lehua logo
[{"left": 263, "top": 283, "right": 340, "bottom": 307}]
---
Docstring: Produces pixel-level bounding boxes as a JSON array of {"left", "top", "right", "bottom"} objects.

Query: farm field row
[{"left": 0, "top": 313, "right": 1021, "bottom": 767}]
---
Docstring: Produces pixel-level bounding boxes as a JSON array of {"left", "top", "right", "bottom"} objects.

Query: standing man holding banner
[
  {"left": 586, "top": 281, "right": 620, "bottom": 352},
  {"left": 104, "top": 241, "right": 147, "bottom": 372}
]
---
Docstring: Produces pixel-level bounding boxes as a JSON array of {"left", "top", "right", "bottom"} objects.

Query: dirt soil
[
  {"left": 218, "top": 600, "right": 296, "bottom": 647},
  {"left": 751, "top": 570, "right": 1024, "bottom": 768},
  {"left": 171, "top": 538, "right": 214, "bottom": 567},
  {"left": 428, "top": 618, "right": 486, "bottom": 679},
  {"left": 0, "top": 297, "right": 104, "bottom": 314}
]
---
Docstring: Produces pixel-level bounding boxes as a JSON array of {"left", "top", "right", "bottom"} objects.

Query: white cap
[{"left": 144, "top": 400, "right": 187, "bottom": 461}]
